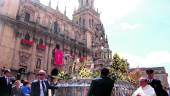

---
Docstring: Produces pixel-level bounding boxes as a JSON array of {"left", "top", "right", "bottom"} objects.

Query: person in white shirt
[
  {"left": 31, "top": 70, "right": 58, "bottom": 96},
  {"left": 132, "top": 76, "right": 156, "bottom": 96}
]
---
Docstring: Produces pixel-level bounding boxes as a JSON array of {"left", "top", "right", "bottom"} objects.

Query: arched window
[
  {"left": 25, "top": 33, "right": 30, "bottom": 40},
  {"left": 24, "top": 12, "right": 31, "bottom": 22},
  {"left": 36, "top": 58, "right": 41, "bottom": 69},
  {"left": 54, "top": 21, "right": 59, "bottom": 33},
  {"left": 92, "top": 19, "right": 94, "bottom": 26},
  {"left": 83, "top": 18, "right": 85, "bottom": 25},
  {"left": 20, "top": 55, "right": 28, "bottom": 66},
  {"left": 39, "top": 39, "right": 43, "bottom": 44}
]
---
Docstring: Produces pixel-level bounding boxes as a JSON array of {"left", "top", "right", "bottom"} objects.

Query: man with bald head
[{"left": 31, "top": 70, "right": 58, "bottom": 96}]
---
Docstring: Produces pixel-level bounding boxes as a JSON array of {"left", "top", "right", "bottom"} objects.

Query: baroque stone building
[{"left": 0, "top": 0, "right": 112, "bottom": 79}]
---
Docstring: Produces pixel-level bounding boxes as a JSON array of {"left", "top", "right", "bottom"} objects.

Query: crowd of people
[
  {"left": 0, "top": 68, "right": 169, "bottom": 96},
  {"left": 88, "top": 68, "right": 169, "bottom": 96},
  {"left": 0, "top": 69, "right": 58, "bottom": 96}
]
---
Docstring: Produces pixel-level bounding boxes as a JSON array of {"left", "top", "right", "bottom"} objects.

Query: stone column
[
  {"left": 46, "top": 41, "right": 54, "bottom": 75},
  {"left": 29, "top": 40, "right": 36, "bottom": 74}
]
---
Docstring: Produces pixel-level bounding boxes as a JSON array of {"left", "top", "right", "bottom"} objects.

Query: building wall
[
  {"left": 0, "top": 0, "right": 20, "bottom": 19},
  {"left": 0, "top": 0, "right": 111, "bottom": 80},
  {"left": 0, "top": 21, "right": 15, "bottom": 68}
]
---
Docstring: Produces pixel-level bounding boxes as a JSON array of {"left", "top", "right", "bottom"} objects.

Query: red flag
[{"left": 54, "top": 49, "right": 63, "bottom": 65}]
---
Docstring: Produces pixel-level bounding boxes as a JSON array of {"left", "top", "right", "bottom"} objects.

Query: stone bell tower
[
  {"left": 78, "top": 0, "right": 94, "bottom": 8},
  {"left": 73, "top": 0, "right": 112, "bottom": 69},
  {"left": 73, "top": 0, "right": 100, "bottom": 30}
]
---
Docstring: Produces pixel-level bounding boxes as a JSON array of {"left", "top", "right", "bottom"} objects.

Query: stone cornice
[{"left": 1, "top": 13, "right": 91, "bottom": 51}]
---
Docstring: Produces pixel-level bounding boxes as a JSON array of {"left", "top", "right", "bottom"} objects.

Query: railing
[{"left": 54, "top": 80, "right": 135, "bottom": 96}]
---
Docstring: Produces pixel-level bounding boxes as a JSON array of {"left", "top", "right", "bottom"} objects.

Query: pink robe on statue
[{"left": 54, "top": 49, "right": 63, "bottom": 65}]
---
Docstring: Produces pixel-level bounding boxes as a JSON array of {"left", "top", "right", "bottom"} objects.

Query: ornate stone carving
[{"left": 19, "top": 52, "right": 31, "bottom": 67}]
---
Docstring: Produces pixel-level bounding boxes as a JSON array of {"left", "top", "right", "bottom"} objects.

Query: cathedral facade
[{"left": 0, "top": 0, "right": 112, "bottom": 80}]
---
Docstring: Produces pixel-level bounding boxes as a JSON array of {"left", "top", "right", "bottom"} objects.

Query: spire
[
  {"left": 106, "top": 35, "right": 108, "bottom": 43},
  {"left": 56, "top": 1, "right": 59, "bottom": 10},
  {"left": 64, "top": 6, "right": 67, "bottom": 16},
  {"left": 78, "top": 0, "right": 94, "bottom": 9},
  {"left": 73, "top": 7, "right": 77, "bottom": 13},
  {"left": 48, "top": 0, "right": 51, "bottom": 7}
]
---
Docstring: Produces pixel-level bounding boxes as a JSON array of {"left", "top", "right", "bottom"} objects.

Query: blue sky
[
  {"left": 40, "top": 0, "right": 170, "bottom": 84},
  {"left": 103, "top": 0, "right": 170, "bottom": 84}
]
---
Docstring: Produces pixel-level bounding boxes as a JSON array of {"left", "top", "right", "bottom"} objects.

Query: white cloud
[
  {"left": 119, "top": 51, "right": 170, "bottom": 68},
  {"left": 119, "top": 51, "right": 170, "bottom": 84},
  {"left": 120, "top": 22, "right": 143, "bottom": 31},
  {"left": 145, "top": 51, "right": 170, "bottom": 65}
]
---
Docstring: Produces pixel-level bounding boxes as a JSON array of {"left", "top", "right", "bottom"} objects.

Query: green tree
[{"left": 110, "top": 53, "right": 129, "bottom": 81}]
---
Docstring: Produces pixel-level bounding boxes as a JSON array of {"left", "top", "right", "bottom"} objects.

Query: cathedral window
[
  {"left": 37, "top": 39, "right": 46, "bottom": 50},
  {"left": 24, "top": 12, "right": 31, "bottom": 22},
  {"left": 25, "top": 33, "right": 30, "bottom": 40},
  {"left": 39, "top": 39, "right": 43, "bottom": 44},
  {"left": 36, "top": 15, "right": 40, "bottom": 24},
  {"left": 19, "top": 55, "right": 28, "bottom": 67},
  {"left": 54, "top": 21, "right": 59, "bottom": 33},
  {"left": 83, "top": 18, "right": 85, "bottom": 26},
  {"left": 36, "top": 58, "right": 41, "bottom": 69},
  {"left": 92, "top": 19, "right": 94, "bottom": 26}
]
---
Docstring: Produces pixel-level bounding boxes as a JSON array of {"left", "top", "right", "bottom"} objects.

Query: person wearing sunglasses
[{"left": 30, "top": 70, "right": 58, "bottom": 96}]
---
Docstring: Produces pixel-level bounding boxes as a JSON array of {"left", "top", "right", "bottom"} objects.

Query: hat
[
  {"left": 4, "top": 69, "right": 11, "bottom": 74},
  {"left": 146, "top": 69, "right": 154, "bottom": 74},
  {"left": 51, "top": 76, "right": 58, "bottom": 79}
]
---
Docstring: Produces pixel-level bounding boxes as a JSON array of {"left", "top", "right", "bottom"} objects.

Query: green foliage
[
  {"left": 110, "top": 53, "right": 129, "bottom": 81},
  {"left": 78, "top": 62, "right": 92, "bottom": 78},
  {"left": 91, "top": 70, "right": 100, "bottom": 78},
  {"left": 58, "top": 71, "right": 72, "bottom": 80},
  {"left": 79, "top": 68, "right": 92, "bottom": 78}
]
